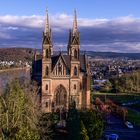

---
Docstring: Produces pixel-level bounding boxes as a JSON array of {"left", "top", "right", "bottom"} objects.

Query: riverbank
[
  {"left": 0, "top": 67, "right": 31, "bottom": 92},
  {"left": 0, "top": 67, "right": 31, "bottom": 73}
]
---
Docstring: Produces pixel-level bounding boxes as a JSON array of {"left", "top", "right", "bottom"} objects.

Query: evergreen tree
[
  {"left": 80, "top": 109, "right": 104, "bottom": 140},
  {"left": 0, "top": 80, "right": 40, "bottom": 139},
  {"left": 79, "top": 121, "right": 89, "bottom": 140},
  {"left": 66, "top": 107, "right": 80, "bottom": 140}
]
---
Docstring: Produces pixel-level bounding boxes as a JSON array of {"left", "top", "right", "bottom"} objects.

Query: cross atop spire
[
  {"left": 73, "top": 9, "right": 77, "bottom": 34},
  {"left": 44, "top": 8, "right": 49, "bottom": 34}
]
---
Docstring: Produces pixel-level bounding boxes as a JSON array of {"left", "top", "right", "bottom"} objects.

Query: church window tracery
[
  {"left": 74, "top": 49, "right": 78, "bottom": 59},
  {"left": 58, "top": 63, "right": 62, "bottom": 73},
  {"left": 46, "top": 49, "right": 49, "bottom": 58},
  {"left": 74, "top": 66, "right": 78, "bottom": 76},
  {"left": 74, "top": 84, "right": 76, "bottom": 90},
  {"left": 46, "top": 66, "right": 49, "bottom": 75},
  {"left": 46, "top": 84, "right": 48, "bottom": 90}
]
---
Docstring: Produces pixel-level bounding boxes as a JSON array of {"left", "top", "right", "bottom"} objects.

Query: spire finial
[
  {"left": 44, "top": 8, "right": 49, "bottom": 33},
  {"left": 73, "top": 9, "right": 77, "bottom": 34}
]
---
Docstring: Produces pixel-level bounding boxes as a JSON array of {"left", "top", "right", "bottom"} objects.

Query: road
[
  {"left": 103, "top": 114, "right": 140, "bottom": 140},
  {"left": 104, "top": 125, "right": 140, "bottom": 140}
]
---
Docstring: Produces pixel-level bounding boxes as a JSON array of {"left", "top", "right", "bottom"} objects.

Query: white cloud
[
  {"left": 0, "top": 13, "right": 140, "bottom": 52},
  {"left": 0, "top": 14, "right": 140, "bottom": 31},
  {"left": 80, "top": 42, "right": 140, "bottom": 53},
  {"left": 0, "top": 15, "right": 44, "bottom": 28},
  {"left": 7, "top": 26, "right": 19, "bottom": 30}
]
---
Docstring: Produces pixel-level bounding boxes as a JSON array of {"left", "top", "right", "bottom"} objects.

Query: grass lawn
[
  {"left": 92, "top": 93, "right": 140, "bottom": 105},
  {"left": 127, "top": 109, "right": 140, "bottom": 126}
]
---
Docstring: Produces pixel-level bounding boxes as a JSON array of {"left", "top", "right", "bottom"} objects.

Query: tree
[
  {"left": 102, "top": 80, "right": 112, "bottom": 93},
  {"left": 110, "top": 71, "right": 140, "bottom": 93},
  {"left": 0, "top": 79, "right": 40, "bottom": 139},
  {"left": 38, "top": 113, "right": 53, "bottom": 140},
  {"left": 80, "top": 109, "right": 104, "bottom": 140},
  {"left": 94, "top": 97, "right": 103, "bottom": 111},
  {"left": 79, "top": 121, "right": 89, "bottom": 140},
  {"left": 66, "top": 107, "right": 80, "bottom": 140},
  {"left": 15, "top": 127, "right": 40, "bottom": 140}
]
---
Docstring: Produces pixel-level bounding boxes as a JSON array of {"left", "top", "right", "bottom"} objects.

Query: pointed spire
[
  {"left": 73, "top": 9, "right": 77, "bottom": 34},
  {"left": 44, "top": 8, "right": 49, "bottom": 34}
]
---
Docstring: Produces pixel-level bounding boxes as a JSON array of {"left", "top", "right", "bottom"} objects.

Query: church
[{"left": 32, "top": 9, "right": 91, "bottom": 112}]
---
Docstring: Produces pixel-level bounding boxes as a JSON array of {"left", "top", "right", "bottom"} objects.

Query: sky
[{"left": 1, "top": 0, "right": 140, "bottom": 52}]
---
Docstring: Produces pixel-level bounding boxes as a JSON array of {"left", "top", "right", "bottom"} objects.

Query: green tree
[
  {"left": 38, "top": 113, "right": 53, "bottom": 140},
  {"left": 0, "top": 80, "right": 40, "bottom": 139},
  {"left": 79, "top": 121, "right": 89, "bottom": 140},
  {"left": 110, "top": 71, "right": 140, "bottom": 93},
  {"left": 102, "top": 80, "right": 112, "bottom": 93},
  {"left": 80, "top": 109, "right": 104, "bottom": 140},
  {"left": 16, "top": 127, "right": 40, "bottom": 140},
  {"left": 67, "top": 107, "right": 80, "bottom": 140}
]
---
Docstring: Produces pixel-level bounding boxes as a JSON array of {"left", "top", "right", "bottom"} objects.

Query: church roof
[
  {"left": 51, "top": 54, "right": 86, "bottom": 72},
  {"left": 33, "top": 53, "right": 87, "bottom": 74}
]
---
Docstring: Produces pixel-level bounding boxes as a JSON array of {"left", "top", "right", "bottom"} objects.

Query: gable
[
  {"left": 71, "top": 35, "right": 79, "bottom": 45},
  {"left": 50, "top": 54, "right": 87, "bottom": 76},
  {"left": 43, "top": 33, "right": 52, "bottom": 44},
  {"left": 52, "top": 54, "right": 69, "bottom": 76}
]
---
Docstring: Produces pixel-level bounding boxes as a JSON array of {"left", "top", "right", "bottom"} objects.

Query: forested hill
[
  {"left": 0, "top": 48, "right": 35, "bottom": 62},
  {"left": 0, "top": 48, "right": 140, "bottom": 61},
  {"left": 86, "top": 51, "right": 140, "bottom": 59}
]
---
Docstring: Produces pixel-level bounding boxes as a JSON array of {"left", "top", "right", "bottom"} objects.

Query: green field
[{"left": 91, "top": 93, "right": 140, "bottom": 105}]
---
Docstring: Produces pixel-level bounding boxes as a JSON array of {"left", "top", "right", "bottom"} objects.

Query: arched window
[
  {"left": 46, "top": 84, "right": 48, "bottom": 90},
  {"left": 74, "top": 84, "right": 76, "bottom": 90},
  {"left": 46, "top": 102, "right": 48, "bottom": 108},
  {"left": 80, "top": 82, "right": 82, "bottom": 90},
  {"left": 46, "top": 66, "right": 49, "bottom": 75},
  {"left": 46, "top": 49, "right": 49, "bottom": 58},
  {"left": 74, "top": 66, "right": 78, "bottom": 76},
  {"left": 58, "top": 63, "right": 62, "bottom": 74},
  {"left": 74, "top": 49, "right": 78, "bottom": 59}
]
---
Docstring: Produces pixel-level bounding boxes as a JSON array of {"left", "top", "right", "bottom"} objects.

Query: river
[{"left": 0, "top": 68, "right": 30, "bottom": 92}]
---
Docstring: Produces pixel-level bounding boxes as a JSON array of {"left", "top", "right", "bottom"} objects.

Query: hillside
[
  {"left": 0, "top": 48, "right": 35, "bottom": 62},
  {"left": 0, "top": 48, "right": 140, "bottom": 62},
  {"left": 86, "top": 51, "right": 140, "bottom": 59}
]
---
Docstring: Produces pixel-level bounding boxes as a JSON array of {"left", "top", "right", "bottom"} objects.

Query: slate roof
[
  {"left": 51, "top": 54, "right": 86, "bottom": 72},
  {"left": 33, "top": 53, "right": 87, "bottom": 74}
]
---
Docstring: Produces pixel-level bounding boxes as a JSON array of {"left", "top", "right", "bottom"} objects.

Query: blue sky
[
  {"left": 1, "top": 0, "right": 140, "bottom": 52},
  {"left": 1, "top": 0, "right": 140, "bottom": 18}
]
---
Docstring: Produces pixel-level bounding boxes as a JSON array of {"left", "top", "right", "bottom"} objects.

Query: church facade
[{"left": 32, "top": 10, "right": 91, "bottom": 112}]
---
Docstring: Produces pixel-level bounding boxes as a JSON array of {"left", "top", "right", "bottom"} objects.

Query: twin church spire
[
  {"left": 73, "top": 9, "right": 78, "bottom": 34},
  {"left": 43, "top": 9, "right": 80, "bottom": 60},
  {"left": 44, "top": 9, "right": 78, "bottom": 34},
  {"left": 44, "top": 9, "right": 50, "bottom": 34}
]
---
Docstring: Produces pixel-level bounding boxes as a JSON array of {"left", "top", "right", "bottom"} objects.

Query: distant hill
[
  {"left": 0, "top": 48, "right": 35, "bottom": 62},
  {"left": 0, "top": 48, "right": 140, "bottom": 62},
  {"left": 60, "top": 51, "right": 140, "bottom": 59},
  {"left": 86, "top": 51, "right": 140, "bottom": 59}
]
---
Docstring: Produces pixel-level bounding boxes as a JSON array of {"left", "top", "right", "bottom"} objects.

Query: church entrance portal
[{"left": 54, "top": 84, "right": 67, "bottom": 110}]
